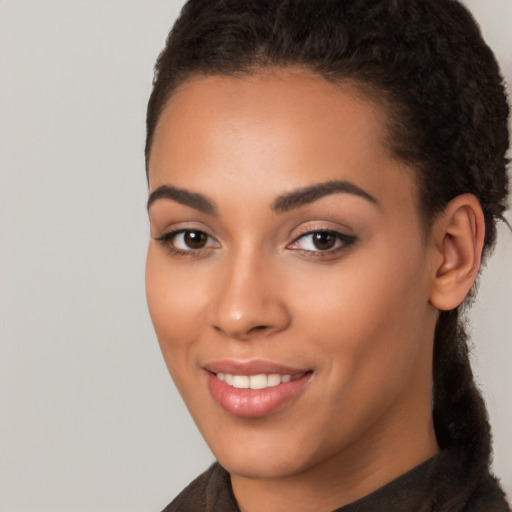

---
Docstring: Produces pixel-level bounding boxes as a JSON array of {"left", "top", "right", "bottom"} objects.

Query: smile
[
  {"left": 216, "top": 372, "right": 299, "bottom": 389},
  {"left": 205, "top": 362, "right": 313, "bottom": 418}
]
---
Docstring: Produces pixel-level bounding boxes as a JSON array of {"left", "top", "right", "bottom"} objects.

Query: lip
[
  {"left": 204, "top": 359, "right": 313, "bottom": 418},
  {"left": 204, "top": 358, "right": 310, "bottom": 376}
]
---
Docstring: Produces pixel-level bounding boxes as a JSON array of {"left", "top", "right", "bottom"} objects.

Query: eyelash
[
  {"left": 155, "top": 229, "right": 219, "bottom": 257},
  {"left": 287, "top": 229, "right": 357, "bottom": 257},
  {"left": 155, "top": 228, "right": 357, "bottom": 258}
]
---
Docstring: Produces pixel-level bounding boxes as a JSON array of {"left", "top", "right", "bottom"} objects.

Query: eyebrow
[
  {"left": 147, "top": 179, "right": 378, "bottom": 215},
  {"left": 271, "top": 180, "right": 379, "bottom": 213},
  {"left": 147, "top": 184, "right": 217, "bottom": 214}
]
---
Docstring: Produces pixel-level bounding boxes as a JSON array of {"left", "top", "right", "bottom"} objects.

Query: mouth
[
  {"left": 204, "top": 360, "right": 313, "bottom": 418},
  {"left": 215, "top": 372, "right": 303, "bottom": 389}
]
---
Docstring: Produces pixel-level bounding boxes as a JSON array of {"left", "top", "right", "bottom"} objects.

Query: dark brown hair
[{"left": 146, "top": 0, "right": 510, "bottom": 479}]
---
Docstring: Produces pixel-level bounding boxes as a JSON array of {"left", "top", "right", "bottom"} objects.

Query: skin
[{"left": 146, "top": 69, "right": 455, "bottom": 512}]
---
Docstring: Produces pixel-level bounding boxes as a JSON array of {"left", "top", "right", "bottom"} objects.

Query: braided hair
[{"left": 146, "top": 0, "right": 510, "bottom": 481}]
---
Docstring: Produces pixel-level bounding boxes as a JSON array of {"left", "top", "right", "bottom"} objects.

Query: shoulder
[
  {"left": 463, "top": 472, "right": 511, "bottom": 512},
  {"left": 160, "top": 462, "right": 239, "bottom": 512},
  {"left": 160, "top": 466, "right": 213, "bottom": 512},
  {"left": 429, "top": 450, "right": 511, "bottom": 512}
]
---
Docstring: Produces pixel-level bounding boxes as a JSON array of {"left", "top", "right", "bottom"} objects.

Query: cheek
[
  {"left": 288, "top": 239, "right": 430, "bottom": 390},
  {"left": 145, "top": 245, "right": 207, "bottom": 375}
]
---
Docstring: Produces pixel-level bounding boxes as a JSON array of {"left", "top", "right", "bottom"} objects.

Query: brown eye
[
  {"left": 156, "top": 229, "right": 219, "bottom": 253},
  {"left": 184, "top": 230, "right": 208, "bottom": 249},
  {"left": 312, "top": 232, "right": 337, "bottom": 250},
  {"left": 288, "top": 229, "right": 357, "bottom": 255}
]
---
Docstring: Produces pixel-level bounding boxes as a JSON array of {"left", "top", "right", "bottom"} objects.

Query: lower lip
[{"left": 206, "top": 372, "right": 311, "bottom": 418}]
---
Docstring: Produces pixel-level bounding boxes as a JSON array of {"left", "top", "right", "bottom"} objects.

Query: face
[{"left": 146, "top": 70, "right": 439, "bottom": 483}]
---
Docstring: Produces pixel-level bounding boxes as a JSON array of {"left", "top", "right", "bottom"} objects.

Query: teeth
[
  {"left": 267, "top": 374, "right": 281, "bottom": 386},
  {"left": 233, "top": 375, "right": 249, "bottom": 388},
  {"left": 216, "top": 372, "right": 295, "bottom": 389},
  {"left": 249, "top": 374, "right": 267, "bottom": 389}
]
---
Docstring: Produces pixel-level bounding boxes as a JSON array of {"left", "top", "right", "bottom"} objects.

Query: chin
[
  {"left": 219, "top": 450, "right": 311, "bottom": 480},
  {"left": 204, "top": 424, "right": 321, "bottom": 480}
]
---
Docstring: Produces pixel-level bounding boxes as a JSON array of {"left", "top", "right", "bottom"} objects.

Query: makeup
[{"left": 204, "top": 360, "right": 312, "bottom": 418}]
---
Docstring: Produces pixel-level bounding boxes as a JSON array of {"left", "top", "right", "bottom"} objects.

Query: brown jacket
[{"left": 162, "top": 449, "right": 510, "bottom": 512}]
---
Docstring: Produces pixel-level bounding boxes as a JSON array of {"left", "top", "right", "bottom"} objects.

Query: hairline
[{"left": 146, "top": 65, "right": 434, "bottom": 240}]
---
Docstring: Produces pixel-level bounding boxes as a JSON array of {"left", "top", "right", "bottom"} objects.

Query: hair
[{"left": 146, "top": 0, "right": 510, "bottom": 481}]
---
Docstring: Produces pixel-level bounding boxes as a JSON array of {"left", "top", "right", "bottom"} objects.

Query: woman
[{"left": 144, "top": 0, "right": 510, "bottom": 510}]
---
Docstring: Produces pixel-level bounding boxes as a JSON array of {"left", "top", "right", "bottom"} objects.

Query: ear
[{"left": 429, "top": 194, "right": 485, "bottom": 311}]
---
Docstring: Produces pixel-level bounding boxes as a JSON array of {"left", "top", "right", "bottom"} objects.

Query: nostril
[
  {"left": 248, "top": 325, "right": 269, "bottom": 334},
  {"left": 210, "top": 296, "right": 291, "bottom": 339},
  {"left": 213, "top": 323, "right": 270, "bottom": 338}
]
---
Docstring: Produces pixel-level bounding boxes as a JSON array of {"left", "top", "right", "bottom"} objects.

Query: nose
[{"left": 209, "top": 250, "right": 291, "bottom": 341}]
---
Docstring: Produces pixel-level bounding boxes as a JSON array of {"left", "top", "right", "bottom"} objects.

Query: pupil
[
  {"left": 184, "top": 231, "right": 207, "bottom": 249},
  {"left": 313, "top": 232, "right": 336, "bottom": 250}
]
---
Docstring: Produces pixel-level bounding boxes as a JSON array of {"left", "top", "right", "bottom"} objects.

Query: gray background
[{"left": 0, "top": 1, "right": 510, "bottom": 510}]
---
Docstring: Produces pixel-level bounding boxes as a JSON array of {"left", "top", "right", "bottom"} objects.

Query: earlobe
[{"left": 429, "top": 194, "right": 485, "bottom": 311}]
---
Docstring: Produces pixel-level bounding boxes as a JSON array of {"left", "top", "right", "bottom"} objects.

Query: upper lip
[{"left": 203, "top": 359, "right": 311, "bottom": 376}]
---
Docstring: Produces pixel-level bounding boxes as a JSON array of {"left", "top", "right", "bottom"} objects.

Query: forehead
[
  {"left": 163, "top": 69, "right": 380, "bottom": 121},
  {"left": 150, "top": 71, "right": 387, "bottom": 165},
  {"left": 148, "top": 69, "right": 418, "bottom": 216}
]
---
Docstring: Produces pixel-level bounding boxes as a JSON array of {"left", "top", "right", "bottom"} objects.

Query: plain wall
[{"left": 0, "top": 1, "right": 510, "bottom": 511}]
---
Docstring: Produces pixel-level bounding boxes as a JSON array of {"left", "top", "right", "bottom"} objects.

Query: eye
[
  {"left": 288, "top": 230, "right": 356, "bottom": 253},
  {"left": 156, "top": 229, "right": 219, "bottom": 254}
]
